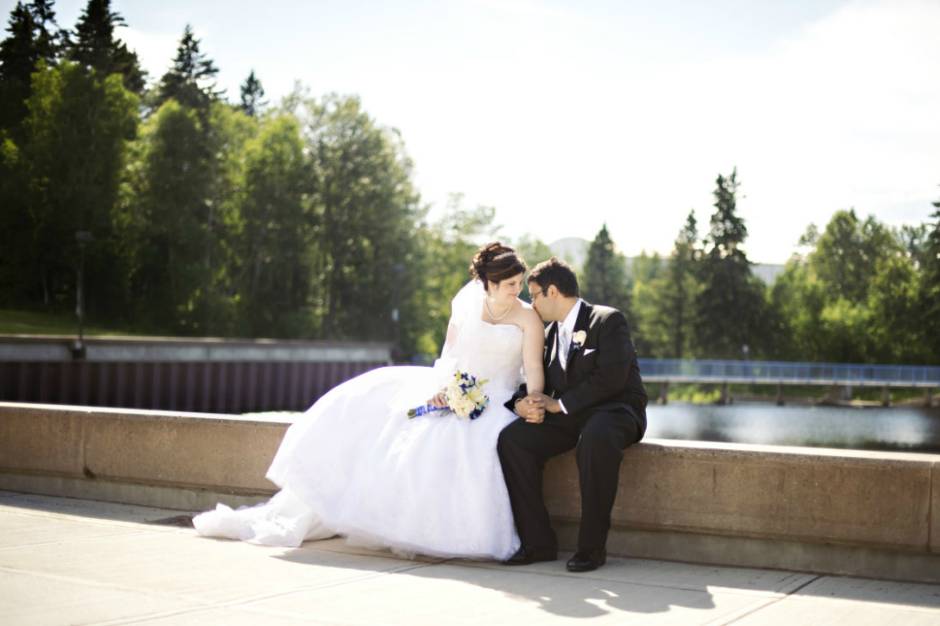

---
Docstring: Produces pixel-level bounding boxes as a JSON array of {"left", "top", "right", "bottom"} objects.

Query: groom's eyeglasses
[{"left": 528, "top": 288, "right": 544, "bottom": 302}]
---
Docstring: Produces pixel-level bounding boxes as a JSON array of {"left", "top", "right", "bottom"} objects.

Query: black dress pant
[{"left": 497, "top": 406, "right": 642, "bottom": 552}]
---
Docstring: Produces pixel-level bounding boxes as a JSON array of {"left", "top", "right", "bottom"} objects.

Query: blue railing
[{"left": 637, "top": 359, "right": 940, "bottom": 387}]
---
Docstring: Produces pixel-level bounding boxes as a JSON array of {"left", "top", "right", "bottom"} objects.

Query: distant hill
[
  {"left": 548, "top": 237, "right": 589, "bottom": 268},
  {"left": 548, "top": 237, "right": 784, "bottom": 285}
]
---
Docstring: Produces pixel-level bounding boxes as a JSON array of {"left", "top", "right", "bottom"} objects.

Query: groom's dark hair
[{"left": 528, "top": 257, "right": 579, "bottom": 298}]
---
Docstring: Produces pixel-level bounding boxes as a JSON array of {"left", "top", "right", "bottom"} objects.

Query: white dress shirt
[{"left": 554, "top": 299, "right": 583, "bottom": 414}]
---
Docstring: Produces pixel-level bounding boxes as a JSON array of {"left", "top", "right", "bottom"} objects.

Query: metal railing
[
  {"left": 638, "top": 359, "right": 940, "bottom": 388},
  {"left": 0, "top": 336, "right": 392, "bottom": 412}
]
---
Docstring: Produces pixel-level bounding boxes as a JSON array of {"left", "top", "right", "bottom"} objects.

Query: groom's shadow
[{"left": 275, "top": 540, "right": 718, "bottom": 619}]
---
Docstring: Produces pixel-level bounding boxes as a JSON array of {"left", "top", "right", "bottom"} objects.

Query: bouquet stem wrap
[{"left": 408, "top": 370, "right": 489, "bottom": 420}]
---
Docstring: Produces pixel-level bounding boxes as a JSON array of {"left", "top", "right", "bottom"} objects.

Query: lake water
[{"left": 646, "top": 403, "right": 940, "bottom": 453}]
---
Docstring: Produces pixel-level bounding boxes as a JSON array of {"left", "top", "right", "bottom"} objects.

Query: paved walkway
[{"left": 2, "top": 491, "right": 939, "bottom": 625}]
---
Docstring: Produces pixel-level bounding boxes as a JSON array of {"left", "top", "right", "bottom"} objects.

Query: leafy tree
[
  {"left": 582, "top": 224, "right": 632, "bottom": 316},
  {"left": 413, "top": 195, "right": 497, "bottom": 357},
  {"left": 769, "top": 258, "right": 814, "bottom": 360},
  {"left": 921, "top": 197, "right": 940, "bottom": 363},
  {"left": 868, "top": 253, "right": 923, "bottom": 363},
  {"left": 67, "top": 0, "right": 144, "bottom": 93},
  {"left": 155, "top": 24, "right": 221, "bottom": 115},
  {"left": 638, "top": 210, "right": 701, "bottom": 358},
  {"left": 122, "top": 100, "right": 218, "bottom": 331},
  {"left": 239, "top": 69, "right": 266, "bottom": 117},
  {"left": 508, "top": 233, "right": 551, "bottom": 300},
  {"left": 693, "top": 169, "right": 767, "bottom": 359},
  {"left": 22, "top": 60, "right": 138, "bottom": 314},
  {"left": 301, "top": 94, "right": 423, "bottom": 347},
  {"left": 510, "top": 234, "right": 552, "bottom": 269},
  {"left": 0, "top": 1, "right": 68, "bottom": 305},
  {"left": 815, "top": 297, "right": 872, "bottom": 362},
  {"left": 773, "top": 210, "right": 923, "bottom": 364},
  {"left": 810, "top": 209, "right": 900, "bottom": 305},
  {"left": 235, "top": 114, "right": 312, "bottom": 336}
]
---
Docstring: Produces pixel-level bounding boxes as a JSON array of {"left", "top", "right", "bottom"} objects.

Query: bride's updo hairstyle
[{"left": 470, "top": 242, "right": 527, "bottom": 291}]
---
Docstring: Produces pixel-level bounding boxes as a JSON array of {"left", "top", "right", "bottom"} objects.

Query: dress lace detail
[{"left": 194, "top": 281, "right": 525, "bottom": 560}]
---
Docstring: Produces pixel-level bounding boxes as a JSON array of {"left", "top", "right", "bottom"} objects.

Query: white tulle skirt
[{"left": 194, "top": 366, "right": 521, "bottom": 560}]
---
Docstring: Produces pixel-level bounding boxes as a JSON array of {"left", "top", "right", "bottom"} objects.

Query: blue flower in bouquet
[{"left": 407, "top": 370, "right": 489, "bottom": 420}]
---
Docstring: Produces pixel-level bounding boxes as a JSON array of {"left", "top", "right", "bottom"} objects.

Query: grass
[
  {"left": 646, "top": 381, "right": 933, "bottom": 406},
  {"left": 0, "top": 308, "right": 134, "bottom": 337}
]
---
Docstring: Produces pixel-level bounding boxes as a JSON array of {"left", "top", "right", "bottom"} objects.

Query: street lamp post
[{"left": 73, "top": 230, "right": 94, "bottom": 359}]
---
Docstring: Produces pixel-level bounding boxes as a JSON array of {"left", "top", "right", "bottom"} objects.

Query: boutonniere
[{"left": 571, "top": 330, "right": 587, "bottom": 350}]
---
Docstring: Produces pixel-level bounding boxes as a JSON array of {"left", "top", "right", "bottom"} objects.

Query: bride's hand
[{"left": 428, "top": 391, "right": 447, "bottom": 408}]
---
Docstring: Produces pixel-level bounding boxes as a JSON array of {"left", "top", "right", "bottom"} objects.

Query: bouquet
[{"left": 408, "top": 371, "right": 489, "bottom": 420}]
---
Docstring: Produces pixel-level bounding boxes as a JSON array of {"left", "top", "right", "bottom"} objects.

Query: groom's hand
[
  {"left": 527, "top": 392, "right": 562, "bottom": 415},
  {"left": 514, "top": 397, "right": 545, "bottom": 423}
]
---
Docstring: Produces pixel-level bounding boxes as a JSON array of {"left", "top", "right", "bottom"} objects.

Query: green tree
[
  {"left": 413, "top": 195, "right": 497, "bottom": 357},
  {"left": 22, "top": 60, "right": 138, "bottom": 314},
  {"left": 509, "top": 233, "right": 552, "bottom": 300},
  {"left": 239, "top": 69, "right": 266, "bottom": 117},
  {"left": 154, "top": 25, "right": 220, "bottom": 115},
  {"left": 810, "top": 209, "right": 899, "bottom": 305},
  {"left": 67, "top": 0, "right": 144, "bottom": 93},
  {"left": 235, "top": 114, "right": 313, "bottom": 336},
  {"left": 582, "top": 224, "right": 632, "bottom": 316},
  {"left": 0, "top": 3, "right": 37, "bottom": 135},
  {"left": 639, "top": 210, "right": 701, "bottom": 358},
  {"left": 868, "top": 253, "right": 923, "bottom": 363},
  {"left": 693, "top": 169, "right": 767, "bottom": 359},
  {"left": 771, "top": 211, "right": 916, "bottom": 364},
  {"left": 921, "top": 197, "right": 940, "bottom": 363},
  {"left": 0, "top": 1, "right": 62, "bottom": 137},
  {"left": 122, "top": 100, "right": 218, "bottom": 331},
  {"left": 302, "top": 94, "right": 424, "bottom": 347}
]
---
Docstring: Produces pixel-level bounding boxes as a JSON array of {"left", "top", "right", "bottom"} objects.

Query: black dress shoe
[
  {"left": 503, "top": 546, "right": 558, "bottom": 566},
  {"left": 566, "top": 548, "right": 606, "bottom": 572}
]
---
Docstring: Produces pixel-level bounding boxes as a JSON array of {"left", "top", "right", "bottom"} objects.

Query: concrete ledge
[
  {"left": 544, "top": 440, "right": 937, "bottom": 552},
  {"left": 2, "top": 402, "right": 939, "bottom": 583}
]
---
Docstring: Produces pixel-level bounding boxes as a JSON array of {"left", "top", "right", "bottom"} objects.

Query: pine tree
[
  {"left": 693, "top": 169, "right": 767, "bottom": 359},
  {"left": 239, "top": 69, "right": 266, "bottom": 117},
  {"left": 664, "top": 211, "right": 700, "bottom": 357},
  {"left": 28, "top": 0, "right": 63, "bottom": 61},
  {"left": 156, "top": 25, "right": 221, "bottom": 113},
  {"left": 0, "top": 1, "right": 62, "bottom": 135},
  {"left": 0, "top": 3, "right": 35, "bottom": 135},
  {"left": 582, "top": 224, "right": 632, "bottom": 317},
  {"left": 68, "top": 0, "right": 145, "bottom": 93}
]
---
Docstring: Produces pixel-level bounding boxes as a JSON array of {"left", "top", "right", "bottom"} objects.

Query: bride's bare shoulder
[{"left": 515, "top": 302, "right": 544, "bottom": 329}]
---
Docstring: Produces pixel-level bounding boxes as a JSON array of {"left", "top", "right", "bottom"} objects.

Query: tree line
[
  {"left": 1, "top": 1, "right": 937, "bottom": 365},
  {"left": 0, "top": 0, "right": 491, "bottom": 357},
  {"left": 582, "top": 170, "right": 940, "bottom": 365}
]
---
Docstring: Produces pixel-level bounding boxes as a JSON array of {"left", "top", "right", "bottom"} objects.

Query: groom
[{"left": 498, "top": 257, "right": 647, "bottom": 572}]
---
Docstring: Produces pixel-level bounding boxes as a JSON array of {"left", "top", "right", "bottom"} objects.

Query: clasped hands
[{"left": 514, "top": 392, "right": 561, "bottom": 424}]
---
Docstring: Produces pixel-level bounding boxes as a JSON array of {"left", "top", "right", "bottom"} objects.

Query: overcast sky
[{"left": 6, "top": 0, "right": 939, "bottom": 263}]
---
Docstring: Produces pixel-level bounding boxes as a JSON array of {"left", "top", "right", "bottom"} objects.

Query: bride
[{"left": 194, "top": 242, "right": 545, "bottom": 560}]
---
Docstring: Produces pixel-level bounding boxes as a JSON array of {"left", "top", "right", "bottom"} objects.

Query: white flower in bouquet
[{"left": 408, "top": 370, "right": 489, "bottom": 420}]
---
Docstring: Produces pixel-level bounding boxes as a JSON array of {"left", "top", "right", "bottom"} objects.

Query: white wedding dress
[{"left": 194, "top": 281, "right": 524, "bottom": 560}]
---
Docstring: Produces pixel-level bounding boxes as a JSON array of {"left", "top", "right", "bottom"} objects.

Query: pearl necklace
[{"left": 485, "top": 297, "right": 512, "bottom": 321}]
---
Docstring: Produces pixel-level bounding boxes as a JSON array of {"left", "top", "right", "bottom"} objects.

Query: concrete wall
[{"left": 2, "top": 402, "right": 938, "bottom": 583}]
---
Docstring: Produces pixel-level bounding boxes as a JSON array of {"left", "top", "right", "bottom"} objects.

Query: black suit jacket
[{"left": 507, "top": 301, "right": 647, "bottom": 435}]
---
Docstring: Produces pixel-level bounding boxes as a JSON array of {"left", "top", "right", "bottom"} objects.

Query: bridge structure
[{"left": 638, "top": 358, "right": 940, "bottom": 406}]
